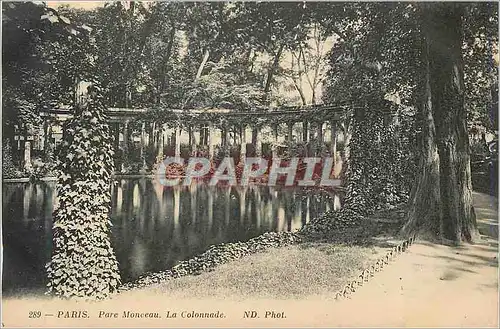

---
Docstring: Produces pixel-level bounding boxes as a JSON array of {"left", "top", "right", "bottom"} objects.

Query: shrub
[{"left": 2, "top": 139, "right": 23, "bottom": 178}]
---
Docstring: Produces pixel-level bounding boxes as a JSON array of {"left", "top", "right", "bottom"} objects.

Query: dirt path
[
  {"left": 2, "top": 193, "right": 498, "bottom": 327},
  {"left": 327, "top": 191, "right": 498, "bottom": 327}
]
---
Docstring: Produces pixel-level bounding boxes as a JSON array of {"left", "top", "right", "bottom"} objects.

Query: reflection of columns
[
  {"left": 44, "top": 184, "right": 54, "bottom": 237},
  {"left": 225, "top": 188, "right": 230, "bottom": 225},
  {"left": 239, "top": 187, "right": 247, "bottom": 224},
  {"left": 174, "top": 187, "right": 180, "bottom": 227},
  {"left": 255, "top": 187, "right": 261, "bottom": 229},
  {"left": 23, "top": 184, "right": 33, "bottom": 221},
  {"left": 208, "top": 187, "right": 213, "bottom": 229},
  {"left": 175, "top": 124, "right": 181, "bottom": 158},
  {"left": 330, "top": 120, "right": 338, "bottom": 161},
  {"left": 208, "top": 122, "right": 214, "bottom": 158},
  {"left": 240, "top": 125, "right": 247, "bottom": 161},
  {"left": 190, "top": 184, "right": 197, "bottom": 223}
]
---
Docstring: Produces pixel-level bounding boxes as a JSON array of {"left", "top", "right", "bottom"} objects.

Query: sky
[{"left": 46, "top": 1, "right": 105, "bottom": 10}]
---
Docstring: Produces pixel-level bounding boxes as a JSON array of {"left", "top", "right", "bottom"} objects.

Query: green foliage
[
  {"left": 46, "top": 84, "right": 121, "bottom": 300},
  {"left": 342, "top": 102, "right": 415, "bottom": 216},
  {"left": 2, "top": 140, "right": 23, "bottom": 179},
  {"left": 463, "top": 2, "right": 499, "bottom": 133},
  {"left": 2, "top": 1, "right": 94, "bottom": 131}
]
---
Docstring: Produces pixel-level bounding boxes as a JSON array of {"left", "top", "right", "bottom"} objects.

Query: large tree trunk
[
  {"left": 428, "top": 3, "right": 478, "bottom": 242},
  {"left": 400, "top": 30, "right": 442, "bottom": 238},
  {"left": 402, "top": 3, "right": 478, "bottom": 243}
]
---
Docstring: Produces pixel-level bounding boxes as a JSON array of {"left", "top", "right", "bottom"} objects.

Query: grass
[{"left": 139, "top": 243, "right": 387, "bottom": 301}]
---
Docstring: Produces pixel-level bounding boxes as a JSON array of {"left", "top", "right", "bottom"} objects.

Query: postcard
[{"left": 2, "top": 1, "right": 498, "bottom": 327}]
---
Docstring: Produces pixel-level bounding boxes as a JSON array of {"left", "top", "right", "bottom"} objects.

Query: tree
[
  {"left": 318, "top": 2, "right": 496, "bottom": 243},
  {"left": 2, "top": 2, "right": 93, "bottom": 140},
  {"left": 37, "top": 4, "right": 123, "bottom": 299},
  {"left": 403, "top": 3, "right": 482, "bottom": 242},
  {"left": 46, "top": 82, "right": 121, "bottom": 299},
  {"left": 281, "top": 22, "right": 331, "bottom": 105}
]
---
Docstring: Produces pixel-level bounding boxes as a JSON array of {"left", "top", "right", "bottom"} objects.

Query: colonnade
[
  {"left": 10, "top": 106, "right": 352, "bottom": 172},
  {"left": 111, "top": 118, "right": 341, "bottom": 163}
]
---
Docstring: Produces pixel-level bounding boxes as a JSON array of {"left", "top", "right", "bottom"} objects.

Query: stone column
[
  {"left": 240, "top": 124, "right": 247, "bottom": 161},
  {"left": 255, "top": 126, "right": 261, "bottom": 156},
  {"left": 151, "top": 122, "right": 157, "bottom": 150},
  {"left": 189, "top": 125, "right": 197, "bottom": 156},
  {"left": 208, "top": 187, "right": 214, "bottom": 229},
  {"left": 302, "top": 120, "right": 308, "bottom": 142},
  {"left": 140, "top": 122, "right": 147, "bottom": 170},
  {"left": 222, "top": 125, "right": 229, "bottom": 156},
  {"left": 113, "top": 123, "right": 120, "bottom": 153},
  {"left": 317, "top": 121, "right": 324, "bottom": 156},
  {"left": 122, "top": 120, "right": 129, "bottom": 154},
  {"left": 157, "top": 124, "right": 165, "bottom": 161},
  {"left": 317, "top": 121, "right": 324, "bottom": 144},
  {"left": 40, "top": 120, "right": 47, "bottom": 152},
  {"left": 272, "top": 124, "right": 278, "bottom": 158},
  {"left": 208, "top": 122, "right": 214, "bottom": 158},
  {"left": 239, "top": 187, "right": 246, "bottom": 224},
  {"left": 330, "top": 120, "right": 338, "bottom": 161},
  {"left": 175, "top": 124, "right": 181, "bottom": 158},
  {"left": 23, "top": 141, "right": 32, "bottom": 171}
]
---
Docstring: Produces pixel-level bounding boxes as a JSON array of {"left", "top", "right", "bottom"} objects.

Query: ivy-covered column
[
  {"left": 46, "top": 83, "right": 121, "bottom": 300},
  {"left": 287, "top": 122, "right": 293, "bottom": 142}
]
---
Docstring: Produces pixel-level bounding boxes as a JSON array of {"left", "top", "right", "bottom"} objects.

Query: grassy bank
[{"left": 136, "top": 243, "right": 387, "bottom": 301}]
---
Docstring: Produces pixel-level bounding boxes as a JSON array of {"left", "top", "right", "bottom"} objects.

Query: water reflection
[{"left": 2, "top": 179, "right": 339, "bottom": 295}]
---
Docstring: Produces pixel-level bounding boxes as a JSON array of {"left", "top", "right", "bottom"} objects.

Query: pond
[{"left": 2, "top": 178, "right": 341, "bottom": 296}]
